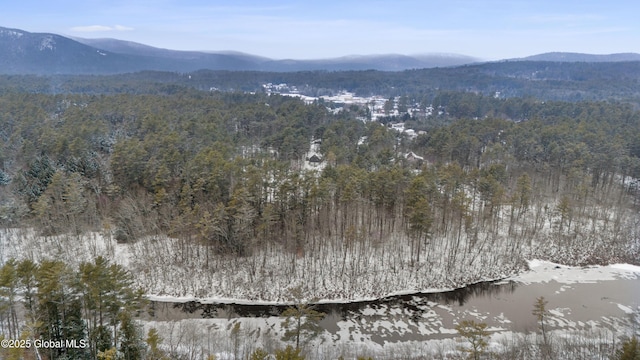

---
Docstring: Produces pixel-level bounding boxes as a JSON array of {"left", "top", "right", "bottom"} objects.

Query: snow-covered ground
[
  {"left": 1, "top": 214, "right": 637, "bottom": 303},
  {"left": 0, "top": 227, "right": 526, "bottom": 302},
  {"left": 511, "top": 259, "right": 640, "bottom": 284}
]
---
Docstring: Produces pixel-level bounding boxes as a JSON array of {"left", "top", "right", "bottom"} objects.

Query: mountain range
[
  {"left": 516, "top": 52, "right": 640, "bottom": 62},
  {"left": 1, "top": 26, "right": 639, "bottom": 75}
]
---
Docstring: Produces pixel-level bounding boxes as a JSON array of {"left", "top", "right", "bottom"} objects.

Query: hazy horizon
[{"left": 2, "top": 0, "right": 639, "bottom": 61}]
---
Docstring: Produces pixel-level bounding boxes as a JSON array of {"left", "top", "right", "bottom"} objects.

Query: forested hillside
[{"left": 1, "top": 83, "right": 638, "bottom": 301}]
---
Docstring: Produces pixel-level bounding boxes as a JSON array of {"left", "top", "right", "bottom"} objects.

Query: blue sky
[{"left": 2, "top": 0, "right": 638, "bottom": 60}]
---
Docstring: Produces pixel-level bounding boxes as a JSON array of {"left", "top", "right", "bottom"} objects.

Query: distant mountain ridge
[
  {"left": 74, "top": 37, "right": 480, "bottom": 71},
  {"left": 0, "top": 26, "right": 480, "bottom": 74},
  {"left": 0, "top": 26, "right": 127, "bottom": 74},
  {"left": 515, "top": 52, "right": 640, "bottom": 62},
  {"left": 1, "top": 26, "right": 640, "bottom": 75}
]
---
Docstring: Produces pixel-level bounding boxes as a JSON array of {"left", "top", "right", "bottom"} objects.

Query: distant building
[
  {"left": 390, "top": 123, "right": 405, "bottom": 132},
  {"left": 404, "top": 151, "right": 424, "bottom": 164},
  {"left": 307, "top": 154, "right": 323, "bottom": 163}
]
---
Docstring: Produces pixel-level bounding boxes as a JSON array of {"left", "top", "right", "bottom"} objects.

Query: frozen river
[{"left": 141, "top": 261, "right": 640, "bottom": 358}]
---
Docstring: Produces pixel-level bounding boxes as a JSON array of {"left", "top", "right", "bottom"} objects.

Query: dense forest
[
  {"left": 1, "top": 84, "right": 638, "bottom": 291},
  {"left": 0, "top": 70, "right": 639, "bottom": 359},
  {"left": 2, "top": 60, "right": 640, "bottom": 105}
]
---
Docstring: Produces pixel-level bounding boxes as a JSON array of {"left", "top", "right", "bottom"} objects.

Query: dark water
[
  {"left": 144, "top": 276, "right": 639, "bottom": 344},
  {"left": 145, "top": 279, "right": 514, "bottom": 320}
]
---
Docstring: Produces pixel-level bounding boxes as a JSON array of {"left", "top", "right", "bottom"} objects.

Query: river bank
[{"left": 138, "top": 260, "right": 640, "bottom": 359}]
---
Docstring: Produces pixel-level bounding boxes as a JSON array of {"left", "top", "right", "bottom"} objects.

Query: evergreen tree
[
  {"left": 515, "top": 173, "right": 532, "bottom": 214},
  {"left": 532, "top": 296, "right": 549, "bottom": 346},
  {"left": 36, "top": 259, "right": 79, "bottom": 360},
  {"left": 275, "top": 345, "right": 305, "bottom": 360},
  {"left": 455, "top": 320, "right": 490, "bottom": 360},
  {"left": 60, "top": 299, "right": 90, "bottom": 360},
  {"left": 119, "top": 310, "right": 144, "bottom": 360},
  {"left": 0, "top": 259, "right": 19, "bottom": 339},
  {"left": 615, "top": 337, "right": 640, "bottom": 360},
  {"left": 281, "top": 287, "right": 325, "bottom": 350},
  {"left": 16, "top": 259, "right": 38, "bottom": 322},
  {"left": 404, "top": 176, "right": 433, "bottom": 265},
  {"left": 0, "top": 169, "right": 10, "bottom": 185},
  {"left": 92, "top": 325, "right": 113, "bottom": 356},
  {"left": 145, "top": 328, "right": 169, "bottom": 360},
  {"left": 79, "top": 256, "right": 145, "bottom": 356},
  {"left": 250, "top": 348, "right": 270, "bottom": 360},
  {"left": 15, "top": 156, "right": 55, "bottom": 207}
]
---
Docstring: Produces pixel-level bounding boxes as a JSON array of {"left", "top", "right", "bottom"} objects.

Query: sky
[{"left": 1, "top": 0, "right": 638, "bottom": 60}]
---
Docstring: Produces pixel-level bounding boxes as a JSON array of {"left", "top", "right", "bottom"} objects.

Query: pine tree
[
  {"left": 281, "top": 287, "right": 325, "bottom": 350},
  {"left": 532, "top": 296, "right": 552, "bottom": 359},
  {"left": 16, "top": 259, "right": 38, "bottom": 322},
  {"left": 119, "top": 310, "right": 144, "bottom": 360},
  {"left": 515, "top": 173, "right": 532, "bottom": 214},
  {"left": 61, "top": 299, "right": 90, "bottom": 360},
  {"left": 250, "top": 348, "right": 270, "bottom": 360},
  {"left": 36, "top": 259, "right": 78, "bottom": 360},
  {"left": 0, "top": 169, "right": 10, "bottom": 185},
  {"left": 0, "top": 259, "right": 19, "bottom": 339},
  {"left": 16, "top": 156, "right": 55, "bottom": 207},
  {"left": 615, "top": 337, "right": 640, "bottom": 360},
  {"left": 455, "top": 320, "right": 489, "bottom": 360},
  {"left": 275, "top": 345, "right": 305, "bottom": 360},
  {"left": 79, "top": 256, "right": 144, "bottom": 357},
  {"left": 555, "top": 195, "right": 572, "bottom": 232},
  {"left": 146, "top": 328, "right": 169, "bottom": 360},
  {"left": 532, "top": 296, "right": 549, "bottom": 343},
  {"left": 404, "top": 176, "right": 433, "bottom": 265},
  {"left": 91, "top": 326, "right": 113, "bottom": 356}
]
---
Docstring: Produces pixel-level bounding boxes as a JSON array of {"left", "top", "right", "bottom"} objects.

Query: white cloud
[
  {"left": 70, "top": 25, "right": 134, "bottom": 32},
  {"left": 113, "top": 25, "right": 135, "bottom": 31}
]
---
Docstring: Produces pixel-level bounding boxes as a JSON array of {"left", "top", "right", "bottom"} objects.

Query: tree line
[{"left": 1, "top": 60, "right": 640, "bottom": 104}]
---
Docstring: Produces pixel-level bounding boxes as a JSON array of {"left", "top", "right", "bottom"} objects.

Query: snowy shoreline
[
  {"left": 139, "top": 259, "right": 640, "bottom": 360},
  {"left": 145, "top": 260, "right": 640, "bottom": 306},
  {"left": 2, "top": 228, "right": 638, "bottom": 304}
]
